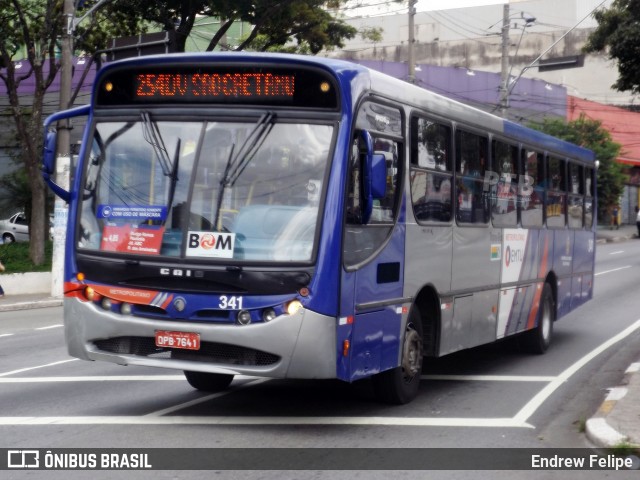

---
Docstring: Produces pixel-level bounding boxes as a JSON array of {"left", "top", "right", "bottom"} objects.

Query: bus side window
[
  {"left": 455, "top": 130, "right": 489, "bottom": 225},
  {"left": 567, "top": 162, "right": 584, "bottom": 229},
  {"left": 345, "top": 138, "right": 364, "bottom": 225},
  {"left": 344, "top": 131, "right": 402, "bottom": 267},
  {"left": 371, "top": 137, "right": 400, "bottom": 223},
  {"left": 584, "top": 167, "right": 594, "bottom": 229},
  {"left": 521, "top": 150, "right": 544, "bottom": 228},
  {"left": 491, "top": 139, "right": 518, "bottom": 227},
  {"left": 410, "top": 116, "right": 452, "bottom": 223},
  {"left": 546, "top": 156, "right": 566, "bottom": 228}
]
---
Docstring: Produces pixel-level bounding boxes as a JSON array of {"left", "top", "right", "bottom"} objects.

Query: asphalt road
[{"left": 1, "top": 240, "right": 640, "bottom": 479}]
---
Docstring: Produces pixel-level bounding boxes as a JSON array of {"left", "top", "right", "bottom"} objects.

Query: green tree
[
  {"left": 111, "top": 0, "right": 357, "bottom": 53},
  {"left": 0, "top": 0, "right": 143, "bottom": 264},
  {"left": 0, "top": 167, "right": 31, "bottom": 219},
  {"left": 531, "top": 115, "right": 626, "bottom": 223},
  {"left": 359, "top": 26, "right": 383, "bottom": 44},
  {"left": 584, "top": 0, "right": 640, "bottom": 94}
]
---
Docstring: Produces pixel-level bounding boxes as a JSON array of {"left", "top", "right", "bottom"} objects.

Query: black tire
[
  {"left": 183, "top": 371, "right": 234, "bottom": 392},
  {"left": 372, "top": 307, "right": 424, "bottom": 404},
  {"left": 523, "top": 283, "right": 554, "bottom": 354},
  {"left": 3, "top": 233, "right": 14, "bottom": 243}
]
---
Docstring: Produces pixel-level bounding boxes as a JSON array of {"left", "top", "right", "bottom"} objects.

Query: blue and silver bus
[{"left": 43, "top": 53, "right": 596, "bottom": 404}]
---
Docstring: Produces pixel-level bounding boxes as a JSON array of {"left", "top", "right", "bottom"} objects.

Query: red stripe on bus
[{"left": 527, "top": 235, "right": 549, "bottom": 330}]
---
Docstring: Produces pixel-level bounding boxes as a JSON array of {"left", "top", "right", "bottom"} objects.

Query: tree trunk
[{"left": 28, "top": 177, "right": 47, "bottom": 266}]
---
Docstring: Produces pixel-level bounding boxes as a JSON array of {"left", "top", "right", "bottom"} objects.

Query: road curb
[
  {"left": 585, "top": 363, "right": 640, "bottom": 449},
  {"left": 0, "top": 298, "right": 63, "bottom": 312}
]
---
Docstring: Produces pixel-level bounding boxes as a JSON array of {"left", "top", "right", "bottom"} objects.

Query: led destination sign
[
  {"left": 135, "top": 72, "right": 295, "bottom": 101},
  {"left": 97, "top": 65, "right": 338, "bottom": 109}
]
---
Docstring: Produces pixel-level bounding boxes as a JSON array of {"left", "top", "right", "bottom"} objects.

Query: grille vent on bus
[{"left": 93, "top": 336, "right": 280, "bottom": 366}]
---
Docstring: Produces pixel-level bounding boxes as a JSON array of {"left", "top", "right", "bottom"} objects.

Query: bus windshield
[{"left": 78, "top": 117, "right": 333, "bottom": 263}]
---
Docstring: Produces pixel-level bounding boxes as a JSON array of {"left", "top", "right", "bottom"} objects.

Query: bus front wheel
[
  {"left": 183, "top": 371, "right": 234, "bottom": 392},
  {"left": 523, "top": 283, "right": 554, "bottom": 354},
  {"left": 372, "top": 309, "right": 424, "bottom": 404}
]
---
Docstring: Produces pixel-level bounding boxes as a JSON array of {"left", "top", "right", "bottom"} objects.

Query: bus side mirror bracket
[
  {"left": 41, "top": 104, "right": 90, "bottom": 203},
  {"left": 360, "top": 130, "right": 387, "bottom": 224},
  {"left": 42, "top": 130, "right": 71, "bottom": 203}
]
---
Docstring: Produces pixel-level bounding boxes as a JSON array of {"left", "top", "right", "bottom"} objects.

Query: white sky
[
  {"left": 419, "top": 0, "right": 505, "bottom": 11},
  {"left": 342, "top": 0, "right": 510, "bottom": 17}
]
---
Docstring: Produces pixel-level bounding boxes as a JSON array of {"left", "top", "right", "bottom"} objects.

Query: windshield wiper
[
  {"left": 141, "top": 111, "right": 173, "bottom": 177},
  {"left": 163, "top": 138, "right": 181, "bottom": 226},
  {"left": 226, "top": 112, "right": 275, "bottom": 186},
  {"left": 140, "top": 112, "right": 182, "bottom": 225},
  {"left": 212, "top": 112, "right": 275, "bottom": 231}
]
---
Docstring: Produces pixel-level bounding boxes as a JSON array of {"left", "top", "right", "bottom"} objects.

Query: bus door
[{"left": 340, "top": 126, "right": 406, "bottom": 382}]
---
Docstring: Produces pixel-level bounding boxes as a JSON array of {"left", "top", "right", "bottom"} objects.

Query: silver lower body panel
[{"left": 64, "top": 298, "right": 337, "bottom": 379}]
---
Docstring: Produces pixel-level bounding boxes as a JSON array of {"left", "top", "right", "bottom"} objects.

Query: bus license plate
[{"left": 155, "top": 330, "right": 200, "bottom": 350}]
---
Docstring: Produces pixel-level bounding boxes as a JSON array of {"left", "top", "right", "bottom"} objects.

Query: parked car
[{"left": 0, "top": 212, "right": 29, "bottom": 243}]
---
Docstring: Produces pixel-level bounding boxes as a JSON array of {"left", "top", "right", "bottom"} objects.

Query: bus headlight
[
  {"left": 262, "top": 308, "right": 277, "bottom": 322},
  {"left": 85, "top": 286, "right": 96, "bottom": 301},
  {"left": 101, "top": 298, "right": 112, "bottom": 311},
  {"left": 237, "top": 310, "right": 252, "bottom": 325},
  {"left": 286, "top": 300, "right": 303, "bottom": 315},
  {"left": 120, "top": 303, "right": 132, "bottom": 315}
]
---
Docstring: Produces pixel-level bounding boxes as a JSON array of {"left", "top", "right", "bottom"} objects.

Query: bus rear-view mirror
[
  {"left": 42, "top": 131, "right": 56, "bottom": 175},
  {"left": 41, "top": 130, "right": 71, "bottom": 202},
  {"left": 360, "top": 130, "right": 387, "bottom": 224}
]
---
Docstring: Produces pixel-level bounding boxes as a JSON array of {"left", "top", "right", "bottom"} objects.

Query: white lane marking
[
  {"left": 626, "top": 363, "right": 640, "bottom": 374},
  {"left": 594, "top": 266, "right": 631, "bottom": 276},
  {"left": 0, "top": 374, "right": 263, "bottom": 383},
  {"left": 513, "top": 318, "right": 640, "bottom": 425},
  {"left": 0, "top": 416, "right": 533, "bottom": 428},
  {"left": 4, "top": 321, "right": 638, "bottom": 429},
  {"left": 0, "top": 375, "right": 185, "bottom": 383},
  {"left": 0, "top": 333, "right": 14, "bottom": 339},
  {"left": 609, "top": 251, "right": 624, "bottom": 255},
  {"left": 0, "top": 359, "right": 78, "bottom": 377},
  {"left": 0, "top": 374, "right": 556, "bottom": 384},
  {"left": 422, "top": 375, "right": 556, "bottom": 382},
  {"left": 146, "top": 378, "right": 271, "bottom": 417},
  {"left": 35, "top": 324, "right": 64, "bottom": 330}
]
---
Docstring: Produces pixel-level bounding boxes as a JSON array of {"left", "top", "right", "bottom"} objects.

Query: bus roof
[{"left": 94, "top": 52, "right": 595, "bottom": 164}]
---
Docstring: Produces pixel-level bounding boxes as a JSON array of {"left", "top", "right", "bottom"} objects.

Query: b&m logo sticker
[{"left": 186, "top": 231, "right": 235, "bottom": 258}]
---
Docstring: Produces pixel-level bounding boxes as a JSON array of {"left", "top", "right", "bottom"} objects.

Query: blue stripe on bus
[{"left": 503, "top": 120, "right": 595, "bottom": 162}]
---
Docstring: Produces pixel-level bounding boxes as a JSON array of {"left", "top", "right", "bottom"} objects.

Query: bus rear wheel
[
  {"left": 183, "top": 371, "right": 234, "bottom": 392},
  {"left": 523, "top": 283, "right": 554, "bottom": 354},
  {"left": 372, "top": 308, "right": 423, "bottom": 404}
]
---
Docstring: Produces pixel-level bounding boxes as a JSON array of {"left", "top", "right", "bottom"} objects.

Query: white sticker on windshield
[{"left": 186, "top": 231, "right": 235, "bottom": 258}]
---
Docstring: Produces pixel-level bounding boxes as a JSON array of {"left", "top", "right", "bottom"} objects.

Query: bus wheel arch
[
  {"left": 523, "top": 276, "right": 556, "bottom": 354},
  {"left": 372, "top": 303, "right": 425, "bottom": 404},
  {"left": 544, "top": 271, "right": 558, "bottom": 318},
  {"left": 370, "top": 285, "right": 440, "bottom": 405},
  {"left": 412, "top": 285, "right": 441, "bottom": 357}
]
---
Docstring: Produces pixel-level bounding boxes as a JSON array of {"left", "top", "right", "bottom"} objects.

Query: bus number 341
[{"left": 219, "top": 295, "right": 244, "bottom": 310}]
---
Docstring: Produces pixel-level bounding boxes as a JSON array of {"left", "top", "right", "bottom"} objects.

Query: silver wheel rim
[
  {"left": 401, "top": 323, "right": 423, "bottom": 382},
  {"left": 541, "top": 296, "right": 551, "bottom": 343}
]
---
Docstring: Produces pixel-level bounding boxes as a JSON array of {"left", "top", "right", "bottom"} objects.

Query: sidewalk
[
  {"left": 587, "top": 223, "right": 640, "bottom": 452},
  {"left": 596, "top": 223, "right": 638, "bottom": 244},
  {"left": 0, "top": 226, "right": 637, "bottom": 452},
  {"left": 0, "top": 292, "right": 62, "bottom": 312}
]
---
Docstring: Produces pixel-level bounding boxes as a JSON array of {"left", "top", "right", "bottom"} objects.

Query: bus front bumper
[{"left": 64, "top": 298, "right": 337, "bottom": 379}]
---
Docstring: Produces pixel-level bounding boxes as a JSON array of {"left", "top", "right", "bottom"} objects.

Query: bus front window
[{"left": 77, "top": 119, "right": 333, "bottom": 263}]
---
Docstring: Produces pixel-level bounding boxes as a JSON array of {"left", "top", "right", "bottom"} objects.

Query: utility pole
[
  {"left": 52, "top": 0, "right": 114, "bottom": 297},
  {"left": 408, "top": 0, "right": 417, "bottom": 83},
  {"left": 498, "top": 3, "right": 510, "bottom": 118},
  {"left": 51, "top": 0, "right": 75, "bottom": 297}
]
